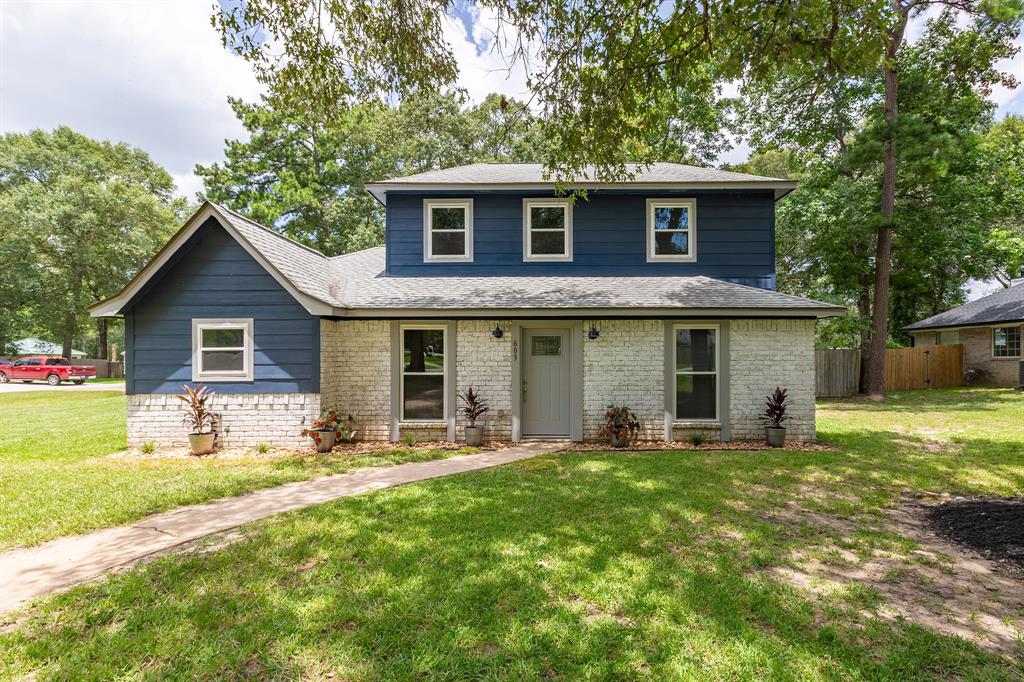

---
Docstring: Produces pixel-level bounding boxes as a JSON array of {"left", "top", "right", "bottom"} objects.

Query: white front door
[{"left": 522, "top": 329, "right": 571, "bottom": 436}]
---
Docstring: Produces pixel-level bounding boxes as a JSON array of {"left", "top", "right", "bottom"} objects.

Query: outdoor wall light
[
  {"left": 587, "top": 323, "right": 600, "bottom": 340},
  {"left": 492, "top": 325, "right": 504, "bottom": 339}
]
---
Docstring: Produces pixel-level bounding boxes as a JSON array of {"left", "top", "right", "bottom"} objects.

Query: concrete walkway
[{"left": 0, "top": 441, "right": 562, "bottom": 614}]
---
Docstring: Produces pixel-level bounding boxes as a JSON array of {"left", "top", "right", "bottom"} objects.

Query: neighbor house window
[
  {"left": 423, "top": 199, "right": 473, "bottom": 262},
  {"left": 401, "top": 326, "right": 446, "bottom": 421},
  {"left": 992, "top": 326, "right": 1021, "bottom": 357},
  {"left": 674, "top": 324, "right": 718, "bottom": 421},
  {"left": 647, "top": 198, "right": 696, "bottom": 262},
  {"left": 192, "top": 318, "right": 254, "bottom": 382},
  {"left": 523, "top": 198, "right": 572, "bottom": 261}
]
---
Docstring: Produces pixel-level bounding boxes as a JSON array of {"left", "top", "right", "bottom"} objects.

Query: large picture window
[
  {"left": 647, "top": 198, "right": 696, "bottom": 262},
  {"left": 192, "top": 318, "right": 254, "bottom": 382},
  {"left": 993, "top": 326, "right": 1021, "bottom": 357},
  {"left": 523, "top": 198, "right": 572, "bottom": 261},
  {"left": 674, "top": 325, "right": 718, "bottom": 421},
  {"left": 424, "top": 199, "right": 473, "bottom": 262},
  {"left": 401, "top": 326, "right": 446, "bottom": 421}
]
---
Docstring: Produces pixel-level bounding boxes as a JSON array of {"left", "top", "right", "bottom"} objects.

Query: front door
[{"left": 522, "top": 329, "right": 571, "bottom": 436}]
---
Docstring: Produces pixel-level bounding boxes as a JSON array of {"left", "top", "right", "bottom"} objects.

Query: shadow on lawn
[
  {"left": 818, "top": 387, "right": 1022, "bottom": 415},
  {"left": 4, "top": 428, "right": 1024, "bottom": 679}
]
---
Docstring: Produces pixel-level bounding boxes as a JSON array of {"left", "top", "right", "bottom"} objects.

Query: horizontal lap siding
[
  {"left": 125, "top": 220, "right": 319, "bottom": 394},
  {"left": 386, "top": 190, "right": 776, "bottom": 288}
]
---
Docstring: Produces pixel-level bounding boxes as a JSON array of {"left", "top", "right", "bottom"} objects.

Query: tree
[
  {"left": 0, "top": 127, "right": 182, "bottom": 358},
  {"left": 198, "top": 91, "right": 545, "bottom": 255}
]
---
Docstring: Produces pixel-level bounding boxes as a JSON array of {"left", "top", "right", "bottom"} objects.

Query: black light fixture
[
  {"left": 492, "top": 325, "right": 504, "bottom": 339},
  {"left": 587, "top": 323, "right": 600, "bottom": 340}
]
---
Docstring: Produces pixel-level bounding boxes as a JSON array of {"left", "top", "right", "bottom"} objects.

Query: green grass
[
  {"left": 0, "top": 391, "right": 477, "bottom": 550},
  {"left": 2, "top": 388, "right": 1024, "bottom": 679}
]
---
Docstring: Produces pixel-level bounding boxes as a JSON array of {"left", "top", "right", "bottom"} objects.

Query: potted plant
[
  {"left": 177, "top": 384, "right": 216, "bottom": 455},
  {"left": 760, "top": 386, "right": 792, "bottom": 447},
  {"left": 599, "top": 404, "right": 640, "bottom": 448},
  {"left": 458, "top": 386, "right": 490, "bottom": 446},
  {"left": 302, "top": 407, "right": 341, "bottom": 453}
]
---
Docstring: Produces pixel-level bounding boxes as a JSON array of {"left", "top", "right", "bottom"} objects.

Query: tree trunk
[
  {"left": 96, "top": 318, "right": 108, "bottom": 359},
  {"left": 62, "top": 310, "right": 76, "bottom": 360},
  {"left": 862, "top": 4, "right": 907, "bottom": 398},
  {"left": 857, "top": 285, "right": 872, "bottom": 392}
]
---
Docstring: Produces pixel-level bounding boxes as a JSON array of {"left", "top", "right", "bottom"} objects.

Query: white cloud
[
  {"left": 1, "top": 0, "right": 262, "bottom": 201},
  {"left": 443, "top": 5, "right": 532, "bottom": 105}
]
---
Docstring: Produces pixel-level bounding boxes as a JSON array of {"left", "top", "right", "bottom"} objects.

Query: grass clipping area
[{"left": 2, "top": 388, "right": 1024, "bottom": 678}]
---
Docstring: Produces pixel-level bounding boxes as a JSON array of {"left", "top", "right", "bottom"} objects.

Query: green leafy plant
[
  {"left": 336, "top": 414, "right": 358, "bottom": 443},
  {"left": 302, "top": 407, "right": 341, "bottom": 447},
  {"left": 141, "top": 441, "right": 156, "bottom": 454},
  {"left": 688, "top": 434, "right": 706, "bottom": 447},
  {"left": 457, "top": 387, "right": 490, "bottom": 427},
  {"left": 256, "top": 442, "right": 269, "bottom": 454},
  {"left": 759, "top": 386, "right": 792, "bottom": 429},
  {"left": 176, "top": 384, "right": 216, "bottom": 434},
  {"left": 598, "top": 404, "right": 640, "bottom": 445},
  {"left": 403, "top": 433, "right": 416, "bottom": 447}
]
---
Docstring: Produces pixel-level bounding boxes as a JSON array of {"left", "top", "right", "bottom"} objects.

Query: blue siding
[
  {"left": 385, "top": 190, "right": 777, "bottom": 288},
  {"left": 124, "top": 218, "right": 320, "bottom": 395}
]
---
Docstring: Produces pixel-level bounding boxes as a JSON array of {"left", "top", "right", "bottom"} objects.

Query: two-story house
[{"left": 90, "top": 163, "right": 843, "bottom": 447}]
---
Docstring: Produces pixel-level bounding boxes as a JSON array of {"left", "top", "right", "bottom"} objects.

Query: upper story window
[
  {"left": 523, "top": 198, "right": 573, "bottom": 262},
  {"left": 192, "top": 318, "right": 254, "bottom": 382},
  {"left": 647, "top": 198, "right": 696, "bottom": 262},
  {"left": 423, "top": 199, "right": 473, "bottom": 262},
  {"left": 992, "top": 326, "right": 1021, "bottom": 357}
]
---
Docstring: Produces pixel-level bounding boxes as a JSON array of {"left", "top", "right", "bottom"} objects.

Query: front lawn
[
  {"left": 3, "top": 388, "right": 1023, "bottom": 679},
  {"left": 0, "top": 391, "right": 477, "bottom": 550}
]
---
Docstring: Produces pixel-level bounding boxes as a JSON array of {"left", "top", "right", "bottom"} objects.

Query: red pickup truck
[{"left": 0, "top": 356, "right": 96, "bottom": 385}]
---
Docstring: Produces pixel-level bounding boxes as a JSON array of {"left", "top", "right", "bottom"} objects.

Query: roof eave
[{"left": 332, "top": 305, "right": 844, "bottom": 319}]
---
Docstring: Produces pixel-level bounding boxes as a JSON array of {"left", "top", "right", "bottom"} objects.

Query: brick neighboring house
[
  {"left": 90, "top": 163, "right": 844, "bottom": 447},
  {"left": 906, "top": 282, "right": 1024, "bottom": 387}
]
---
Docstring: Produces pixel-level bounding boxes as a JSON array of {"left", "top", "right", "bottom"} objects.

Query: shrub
[
  {"left": 598, "top": 404, "right": 640, "bottom": 445},
  {"left": 141, "top": 441, "right": 156, "bottom": 454},
  {"left": 256, "top": 442, "right": 269, "bottom": 454},
  {"left": 336, "top": 414, "right": 358, "bottom": 443},
  {"left": 759, "top": 386, "right": 792, "bottom": 429},
  {"left": 458, "top": 387, "right": 490, "bottom": 427},
  {"left": 403, "top": 432, "right": 416, "bottom": 447},
  {"left": 688, "top": 434, "right": 706, "bottom": 447},
  {"left": 176, "top": 384, "right": 216, "bottom": 435}
]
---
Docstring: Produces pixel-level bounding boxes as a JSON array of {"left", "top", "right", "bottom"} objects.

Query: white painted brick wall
[
  {"left": 127, "top": 393, "right": 320, "bottom": 448},
  {"left": 456, "top": 320, "right": 513, "bottom": 440},
  {"left": 729, "top": 319, "right": 816, "bottom": 441},
  {"left": 320, "top": 320, "right": 392, "bottom": 440},
  {"left": 582, "top": 319, "right": 665, "bottom": 441}
]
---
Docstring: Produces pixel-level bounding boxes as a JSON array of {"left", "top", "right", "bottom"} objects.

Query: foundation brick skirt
[{"left": 127, "top": 393, "right": 321, "bottom": 448}]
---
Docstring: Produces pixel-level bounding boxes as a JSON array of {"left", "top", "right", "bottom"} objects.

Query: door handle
[{"left": 522, "top": 379, "right": 527, "bottom": 399}]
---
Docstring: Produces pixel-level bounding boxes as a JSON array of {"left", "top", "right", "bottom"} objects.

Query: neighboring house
[
  {"left": 906, "top": 282, "right": 1024, "bottom": 387},
  {"left": 90, "top": 163, "right": 844, "bottom": 447},
  {"left": 9, "top": 338, "right": 87, "bottom": 358}
]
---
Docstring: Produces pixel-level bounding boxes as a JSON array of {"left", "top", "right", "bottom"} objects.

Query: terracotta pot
[
  {"left": 465, "top": 425, "right": 483, "bottom": 446},
  {"left": 765, "top": 427, "right": 786, "bottom": 448},
  {"left": 188, "top": 432, "right": 215, "bottom": 456},
  {"left": 314, "top": 430, "right": 336, "bottom": 453},
  {"left": 609, "top": 429, "right": 630, "bottom": 448}
]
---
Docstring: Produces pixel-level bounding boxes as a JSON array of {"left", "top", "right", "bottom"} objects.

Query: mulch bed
[
  {"left": 926, "top": 498, "right": 1024, "bottom": 573},
  {"left": 559, "top": 440, "right": 835, "bottom": 452},
  {"left": 109, "top": 440, "right": 508, "bottom": 460}
]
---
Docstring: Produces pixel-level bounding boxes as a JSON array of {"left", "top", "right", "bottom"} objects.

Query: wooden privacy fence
[{"left": 816, "top": 344, "right": 964, "bottom": 397}]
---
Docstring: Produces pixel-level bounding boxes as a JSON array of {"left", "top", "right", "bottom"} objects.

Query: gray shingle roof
[
  {"left": 328, "top": 247, "right": 842, "bottom": 314},
  {"left": 905, "top": 283, "right": 1024, "bottom": 331},
  {"left": 366, "top": 162, "right": 797, "bottom": 203}
]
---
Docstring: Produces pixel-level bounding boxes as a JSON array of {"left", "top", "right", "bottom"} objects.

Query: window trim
[
  {"left": 399, "top": 324, "right": 448, "bottom": 423},
  {"left": 647, "top": 198, "right": 697, "bottom": 263},
  {"left": 423, "top": 198, "right": 473, "bottom": 263},
  {"left": 991, "top": 324, "right": 1021, "bottom": 358},
  {"left": 673, "top": 323, "right": 720, "bottom": 423},
  {"left": 522, "top": 198, "right": 573, "bottom": 262},
  {"left": 191, "top": 318, "right": 254, "bottom": 382}
]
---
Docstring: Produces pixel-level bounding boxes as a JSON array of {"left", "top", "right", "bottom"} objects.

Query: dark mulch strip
[{"left": 926, "top": 498, "right": 1024, "bottom": 572}]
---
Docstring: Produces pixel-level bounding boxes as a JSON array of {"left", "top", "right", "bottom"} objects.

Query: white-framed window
[
  {"left": 400, "top": 325, "right": 446, "bottom": 421},
  {"left": 673, "top": 324, "right": 718, "bottom": 421},
  {"left": 992, "top": 325, "right": 1021, "bottom": 357},
  {"left": 423, "top": 199, "right": 473, "bottom": 262},
  {"left": 192, "top": 318, "right": 254, "bottom": 382},
  {"left": 523, "top": 198, "right": 573, "bottom": 262},
  {"left": 647, "top": 198, "right": 696, "bottom": 262}
]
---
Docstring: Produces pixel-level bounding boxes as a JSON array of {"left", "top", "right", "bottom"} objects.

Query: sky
[{"left": 1, "top": 0, "right": 1021, "bottom": 298}]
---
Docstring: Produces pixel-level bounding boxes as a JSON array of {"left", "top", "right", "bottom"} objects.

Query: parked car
[{"left": 0, "top": 356, "right": 97, "bottom": 385}]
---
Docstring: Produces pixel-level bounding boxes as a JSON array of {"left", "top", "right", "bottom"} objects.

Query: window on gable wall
[
  {"left": 192, "top": 318, "right": 254, "bottom": 382},
  {"left": 424, "top": 199, "right": 473, "bottom": 262},
  {"left": 523, "top": 198, "right": 572, "bottom": 261},
  {"left": 647, "top": 199, "right": 696, "bottom": 262}
]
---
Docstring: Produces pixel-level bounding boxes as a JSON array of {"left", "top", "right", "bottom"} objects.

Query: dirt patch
[
  {"left": 926, "top": 498, "right": 1024, "bottom": 574},
  {"left": 105, "top": 440, "right": 507, "bottom": 461},
  {"left": 560, "top": 440, "right": 835, "bottom": 453},
  {"left": 765, "top": 498, "right": 1024, "bottom": 658}
]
